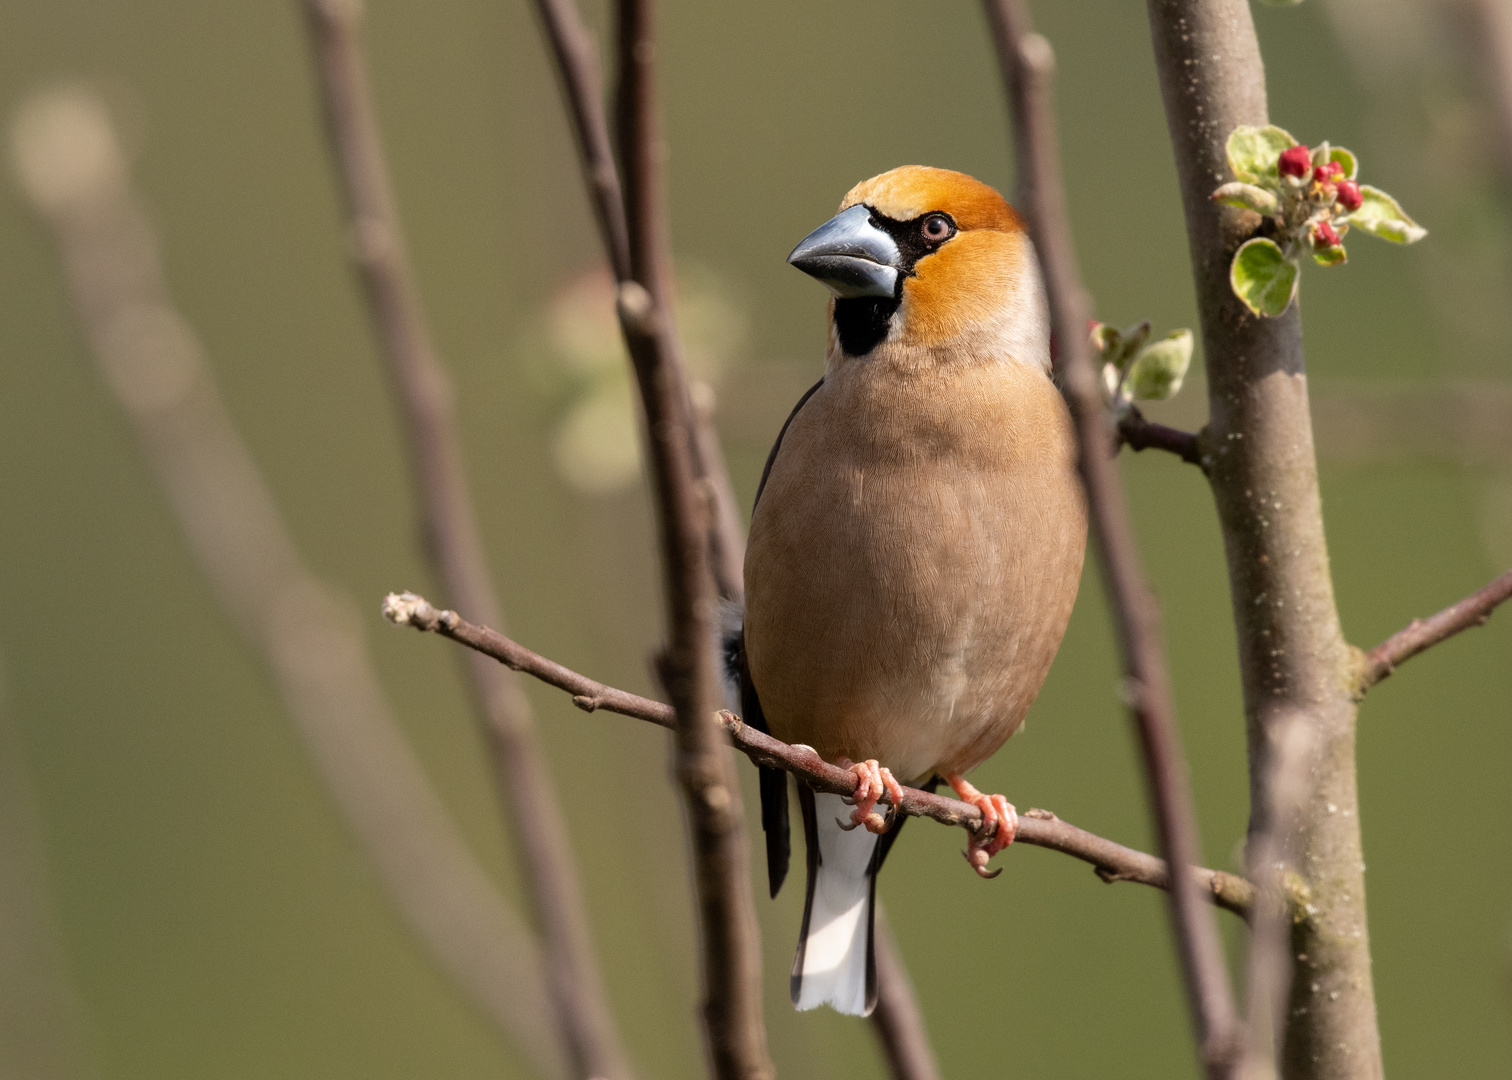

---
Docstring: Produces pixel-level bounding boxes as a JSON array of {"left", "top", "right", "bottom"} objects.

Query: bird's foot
[
  {"left": 946, "top": 772, "right": 1017, "bottom": 879},
  {"left": 837, "top": 758, "right": 904, "bottom": 834}
]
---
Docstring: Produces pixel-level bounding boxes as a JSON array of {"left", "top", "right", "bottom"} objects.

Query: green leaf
[
  {"left": 1328, "top": 146, "right": 1357, "bottom": 180},
  {"left": 1230, "top": 237, "right": 1298, "bottom": 317},
  {"left": 1126, "top": 330, "right": 1194, "bottom": 401},
  {"left": 1226, "top": 125, "right": 1297, "bottom": 184},
  {"left": 1257, "top": 0, "right": 1305, "bottom": 7},
  {"left": 1338, "top": 185, "right": 1427, "bottom": 243},
  {"left": 1211, "top": 182, "right": 1279, "bottom": 215},
  {"left": 1310, "top": 243, "right": 1347, "bottom": 267}
]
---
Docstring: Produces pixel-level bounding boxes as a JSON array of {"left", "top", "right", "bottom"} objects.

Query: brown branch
[
  {"left": 610, "top": 2, "right": 772, "bottom": 1076},
  {"left": 870, "top": 909, "right": 942, "bottom": 1080},
  {"left": 384, "top": 592, "right": 1256, "bottom": 918},
  {"left": 1358, "top": 567, "right": 1512, "bottom": 690},
  {"left": 530, "top": 0, "right": 631, "bottom": 281},
  {"left": 10, "top": 87, "right": 562, "bottom": 1078},
  {"left": 527, "top": 0, "right": 746, "bottom": 608},
  {"left": 1118, "top": 406, "right": 1206, "bottom": 469},
  {"left": 1145, "top": 2, "right": 1383, "bottom": 1077},
  {"left": 984, "top": 2, "right": 1242, "bottom": 1073},
  {"left": 298, "top": 5, "right": 628, "bottom": 1078}
]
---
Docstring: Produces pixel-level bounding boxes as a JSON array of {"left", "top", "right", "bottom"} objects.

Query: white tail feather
[{"left": 793, "top": 792, "right": 879, "bottom": 1015}]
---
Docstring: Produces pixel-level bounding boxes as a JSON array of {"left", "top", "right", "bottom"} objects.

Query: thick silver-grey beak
[{"left": 787, "top": 204, "right": 900, "bottom": 299}]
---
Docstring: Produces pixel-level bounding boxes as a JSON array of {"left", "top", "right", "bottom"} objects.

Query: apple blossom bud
[
  {"left": 1312, "top": 221, "right": 1342, "bottom": 249},
  {"left": 1279, "top": 145, "right": 1312, "bottom": 178},
  {"left": 1312, "top": 161, "right": 1343, "bottom": 184},
  {"left": 1336, "top": 179, "right": 1363, "bottom": 212}
]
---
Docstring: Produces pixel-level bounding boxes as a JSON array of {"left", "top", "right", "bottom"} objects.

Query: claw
[
  {"left": 839, "top": 758, "right": 900, "bottom": 835},
  {"left": 947, "top": 772, "right": 1017, "bottom": 879},
  {"left": 961, "top": 848, "right": 1003, "bottom": 879}
]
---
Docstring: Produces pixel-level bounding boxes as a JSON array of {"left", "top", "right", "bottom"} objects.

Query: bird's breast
[{"left": 743, "top": 357, "right": 1086, "bottom": 783}]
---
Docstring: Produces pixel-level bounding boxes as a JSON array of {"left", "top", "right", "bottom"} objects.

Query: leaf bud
[{"left": 1279, "top": 145, "right": 1312, "bottom": 178}]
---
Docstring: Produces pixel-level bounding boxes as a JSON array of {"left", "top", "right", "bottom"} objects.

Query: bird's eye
[{"left": 921, "top": 214, "right": 953, "bottom": 242}]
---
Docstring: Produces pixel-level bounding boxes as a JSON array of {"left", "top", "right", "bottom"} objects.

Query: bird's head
[{"left": 788, "top": 165, "right": 1047, "bottom": 370}]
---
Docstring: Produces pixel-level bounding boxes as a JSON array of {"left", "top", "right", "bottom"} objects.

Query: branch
[
  {"left": 1358, "top": 567, "right": 1512, "bottom": 690},
  {"left": 298, "top": 5, "right": 628, "bottom": 1078},
  {"left": 1144, "top": 2, "right": 1383, "bottom": 1076},
  {"left": 1118, "top": 407, "right": 1206, "bottom": 469},
  {"left": 528, "top": 0, "right": 748, "bottom": 605},
  {"left": 870, "top": 909, "right": 942, "bottom": 1080},
  {"left": 611, "top": 1, "right": 772, "bottom": 1076},
  {"left": 10, "top": 87, "right": 562, "bottom": 1078},
  {"left": 530, "top": 0, "right": 631, "bottom": 280},
  {"left": 984, "top": 2, "right": 1242, "bottom": 1073},
  {"left": 384, "top": 592, "right": 1256, "bottom": 918}
]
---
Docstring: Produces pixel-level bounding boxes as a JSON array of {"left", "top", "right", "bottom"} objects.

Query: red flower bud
[
  {"left": 1336, "top": 179, "right": 1363, "bottom": 212},
  {"left": 1312, "top": 221, "right": 1342, "bottom": 249},
  {"left": 1313, "top": 161, "right": 1344, "bottom": 183},
  {"left": 1279, "top": 145, "right": 1312, "bottom": 178}
]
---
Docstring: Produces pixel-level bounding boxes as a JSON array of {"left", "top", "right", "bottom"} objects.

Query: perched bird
[{"left": 731, "top": 166, "right": 1087, "bottom": 1016}]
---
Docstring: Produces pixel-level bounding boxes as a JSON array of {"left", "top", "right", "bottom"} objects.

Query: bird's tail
[{"left": 791, "top": 788, "right": 882, "bottom": 1016}]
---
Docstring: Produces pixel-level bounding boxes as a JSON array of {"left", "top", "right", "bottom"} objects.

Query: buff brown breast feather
[{"left": 730, "top": 166, "right": 1086, "bottom": 1016}]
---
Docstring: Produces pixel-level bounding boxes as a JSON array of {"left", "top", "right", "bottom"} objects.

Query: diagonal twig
[
  {"left": 527, "top": 0, "right": 747, "bottom": 605},
  {"left": 531, "top": 0, "right": 631, "bottom": 281},
  {"left": 10, "top": 86, "right": 562, "bottom": 1077},
  {"left": 383, "top": 591, "right": 1256, "bottom": 918},
  {"left": 984, "top": 2, "right": 1242, "bottom": 1074},
  {"left": 1358, "top": 567, "right": 1512, "bottom": 691},
  {"left": 298, "top": 4, "right": 629, "bottom": 1077}
]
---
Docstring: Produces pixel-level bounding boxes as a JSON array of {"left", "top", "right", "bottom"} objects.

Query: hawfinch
[{"left": 730, "top": 166, "right": 1087, "bottom": 1016}]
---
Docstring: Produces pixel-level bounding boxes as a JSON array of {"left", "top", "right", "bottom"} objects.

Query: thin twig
[
  {"left": 870, "top": 909, "right": 942, "bottom": 1080},
  {"left": 611, "top": 1, "right": 772, "bottom": 1076},
  {"left": 1119, "top": 407, "right": 1206, "bottom": 470},
  {"left": 1358, "top": 567, "right": 1512, "bottom": 690},
  {"left": 298, "top": 5, "right": 629, "bottom": 1078},
  {"left": 984, "top": 2, "right": 1242, "bottom": 1073},
  {"left": 384, "top": 592, "right": 1256, "bottom": 917},
  {"left": 528, "top": 0, "right": 747, "bottom": 606},
  {"left": 529, "top": 0, "right": 631, "bottom": 281},
  {"left": 10, "top": 86, "right": 561, "bottom": 1077}
]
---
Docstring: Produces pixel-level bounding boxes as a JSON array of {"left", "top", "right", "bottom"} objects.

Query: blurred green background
[{"left": 1, "top": 1, "right": 1509, "bottom": 1077}]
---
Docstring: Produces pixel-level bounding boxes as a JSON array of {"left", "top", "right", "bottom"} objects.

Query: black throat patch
[{"left": 833, "top": 296, "right": 900, "bottom": 357}]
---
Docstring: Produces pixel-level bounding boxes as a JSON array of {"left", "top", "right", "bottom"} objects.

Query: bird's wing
[
  {"left": 741, "top": 376, "right": 824, "bottom": 898},
  {"left": 754, "top": 377, "right": 825, "bottom": 510}
]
